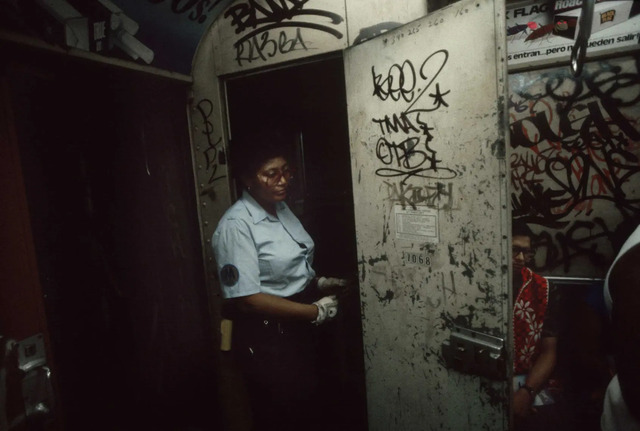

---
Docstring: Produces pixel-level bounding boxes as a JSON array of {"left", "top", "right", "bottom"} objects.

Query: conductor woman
[{"left": 212, "top": 131, "right": 348, "bottom": 431}]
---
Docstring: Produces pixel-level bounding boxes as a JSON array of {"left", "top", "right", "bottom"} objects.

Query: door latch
[{"left": 442, "top": 325, "right": 506, "bottom": 380}]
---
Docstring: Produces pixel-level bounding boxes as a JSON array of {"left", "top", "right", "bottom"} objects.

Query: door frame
[{"left": 188, "top": 1, "right": 511, "bottom": 429}]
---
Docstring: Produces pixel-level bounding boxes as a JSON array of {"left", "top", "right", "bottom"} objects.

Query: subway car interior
[{"left": 1, "top": 0, "right": 640, "bottom": 430}]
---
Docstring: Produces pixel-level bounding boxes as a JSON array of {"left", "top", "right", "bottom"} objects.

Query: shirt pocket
[{"left": 258, "top": 258, "right": 273, "bottom": 278}]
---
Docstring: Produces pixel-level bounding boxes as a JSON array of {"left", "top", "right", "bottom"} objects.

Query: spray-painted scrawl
[
  {"left": 370, "top": 49, "right": 457, "bottom": 186},
  {"left": 509, "top": 56, "right": 640, "bottom": 276},
  {"left": 222, "top": 0, "right": 345, "bottom": 66},
  {"left": 195, "top": 98, "right": 226, "bottom": 188}
]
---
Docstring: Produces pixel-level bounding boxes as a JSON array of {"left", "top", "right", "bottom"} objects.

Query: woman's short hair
[{"left": 229, "top": 129, "right": 293, "bottom": 181}]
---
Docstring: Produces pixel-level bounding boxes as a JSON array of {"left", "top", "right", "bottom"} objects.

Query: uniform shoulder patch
[{"left": 220, "top": 264, "right": 239, "bottom": 286}]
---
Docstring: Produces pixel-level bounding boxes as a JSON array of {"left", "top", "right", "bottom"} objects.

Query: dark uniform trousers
[{"left": 231, "top": 285, "right": 323, "bottom": 431}]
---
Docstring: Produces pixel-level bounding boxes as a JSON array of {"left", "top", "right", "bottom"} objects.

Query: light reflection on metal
[
  {"left": 2, "top": 335, "right": 56, "bottom": 429},
  {"left": 570, "top": 0, "right": 595, "bottom": 76}
]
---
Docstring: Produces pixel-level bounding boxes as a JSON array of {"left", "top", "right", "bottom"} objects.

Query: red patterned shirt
[{"left": 514, "top": 267, "right": 549, "bottom": 374}]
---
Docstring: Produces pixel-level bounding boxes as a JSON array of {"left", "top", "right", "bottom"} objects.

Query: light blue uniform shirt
[{"left": 212, "top": 191, "right": 316, "bottom": 299}]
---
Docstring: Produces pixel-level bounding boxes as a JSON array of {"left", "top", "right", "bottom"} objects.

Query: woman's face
[{"left": 245, "top": 156, "right": 293, "bottom": 207}]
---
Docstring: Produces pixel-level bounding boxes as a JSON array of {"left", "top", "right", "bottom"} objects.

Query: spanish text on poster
[{"left": 507, "top": 0, "right": 640, "bottom": 70}]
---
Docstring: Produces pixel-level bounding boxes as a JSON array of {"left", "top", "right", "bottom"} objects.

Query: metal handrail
[{"left": 570, "top": 0, "right": 595, "bottom": 76}]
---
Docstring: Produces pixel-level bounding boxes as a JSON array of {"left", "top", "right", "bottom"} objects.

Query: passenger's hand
[
  {"left": 513, "top": 388, "right": 534, "bottom": 418},
  {"left": 311, "top": 295, "right": 338, "bottom": 325}
]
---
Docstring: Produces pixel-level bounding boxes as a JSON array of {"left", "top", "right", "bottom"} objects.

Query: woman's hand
[
  {"left": 317, "top": 277, "right": 349, "bottom": 289},
  {"left": 311, "top": 295, "right": 339, "bottom": 325},
  {"left": 317, "top": 276, "right": 357, "bottom": 297}
]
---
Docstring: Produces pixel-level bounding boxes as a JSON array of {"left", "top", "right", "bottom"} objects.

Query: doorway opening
[
  {"left": 4, "top": 48, "right": 217, "bottom": 430},
  {"left": 224, "top": 55, "right": 368, "bottom": 430}
]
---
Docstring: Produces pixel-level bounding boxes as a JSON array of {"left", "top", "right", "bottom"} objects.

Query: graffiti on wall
[
  {"left": 148, "top": 0, "right": 228, "bottom": 24},
  {"left": 370, "top": 49, "right": 457, "bottom": 187},
  {"left": 509, "top": 56, "right": 640, "bottom": 275},
  {"left": 195, "top": 98, "right": 226, "bottom": 187},
  {"left": 383, "top": 181, "right": 455, "bottom": 209},
  {"left": 223, "top": 0, "right": 344, "bottom": 66}
]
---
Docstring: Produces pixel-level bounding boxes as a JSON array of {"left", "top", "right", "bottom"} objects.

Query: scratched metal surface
[
  {"left": 509, "top": 56, "right": 640, "bottom": 278},
  {"left": 345, "top": 0, "right": 428, "bottom": 46},
  {"left": 190, "top": 27, "right": 233, "bottom": 312},
  {"left": 344, "top": 0, "right": 510, "bottom": 429}
]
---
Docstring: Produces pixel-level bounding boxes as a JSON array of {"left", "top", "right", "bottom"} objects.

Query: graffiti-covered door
[{"left": 344, "top": 0, "right": 510, "bottom": 429}]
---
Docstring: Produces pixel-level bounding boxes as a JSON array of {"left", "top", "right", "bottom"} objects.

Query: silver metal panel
[
  {"left": 343, "top": 0, "right": 510, "bottom": 429},
  {"left": 345, "top": 0, "right": 428, "bottom": 46},
  {"left": 189, "top": 27, "right": 233, "bottom": 323}
]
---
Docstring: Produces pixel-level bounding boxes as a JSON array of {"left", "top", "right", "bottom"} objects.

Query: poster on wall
[
  {"left": 507, "top": 0, "right": 640, "bottom": 70},
  {"left": 509, "top": 55, "right": 640, "bottom": 277}
]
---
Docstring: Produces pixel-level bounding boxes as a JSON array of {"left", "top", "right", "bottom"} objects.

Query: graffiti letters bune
[
  {"left": 224, "top": 0, "right": 344, "bottom": 66},
  {"left": 509, "top": 57, "right": 640, "bottom": 275}
]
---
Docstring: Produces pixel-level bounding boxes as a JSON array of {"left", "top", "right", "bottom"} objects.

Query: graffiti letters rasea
[
  {"left": 509, "top": 56, "right": 640, "bottom": 276},
  {"left": 223, "top": 0, "right": 344, "bottom": 66}
]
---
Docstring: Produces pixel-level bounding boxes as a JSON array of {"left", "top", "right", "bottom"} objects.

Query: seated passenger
[{"left": 511, "top": 220, "right": 559, "bottom": 430}]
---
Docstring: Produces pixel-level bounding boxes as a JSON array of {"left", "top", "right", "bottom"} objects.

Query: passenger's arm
[
  {"left": 524, "top": 336, "right": 557, "bottom": 392},
  {"left": 514, "top": 336, "right": 557, "bottom": 418}
]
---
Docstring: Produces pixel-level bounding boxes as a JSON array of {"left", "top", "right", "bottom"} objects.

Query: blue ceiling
[{"left": 108, "top": 0, "right": 233, "bottom": 74}]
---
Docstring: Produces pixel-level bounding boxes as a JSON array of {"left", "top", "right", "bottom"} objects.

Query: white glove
[
  {"left": 317, "top": 276, "right": 349, "bottom": 291},
  {"left": 311, "top": 295, "right": 338, "bottom": 325}
]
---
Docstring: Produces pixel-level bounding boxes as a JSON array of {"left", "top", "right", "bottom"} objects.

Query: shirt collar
[{"left": 241, "top": 190, "right": 285, "bottom": 224}]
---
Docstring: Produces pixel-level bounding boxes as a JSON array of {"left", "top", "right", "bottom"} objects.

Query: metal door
[{"left": 343, "top": 0, "right": 510, "bottom": 429}]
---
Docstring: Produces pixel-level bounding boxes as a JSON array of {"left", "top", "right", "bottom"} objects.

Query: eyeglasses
[
  {"left": 512, "top": 246, "right": 536, "bottom": 260},
  {"left": 257, "top": 167, "right": 294, "bottom": 186}
]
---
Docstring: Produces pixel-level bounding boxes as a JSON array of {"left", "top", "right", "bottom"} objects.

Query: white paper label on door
[{"left": 394, "top": 205, "right": 438, "bottom": 243}]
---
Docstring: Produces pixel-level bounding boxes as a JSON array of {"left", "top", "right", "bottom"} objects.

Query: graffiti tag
[
  {"left": 224, "top": 0, "right": 344, "bottom": 65},
  {"left": 384, "top": 181, "right": 455, "bottom": 209},
  {"left": 195, "top": 99, "right": 225, "bottom": 184},
  {"left": 148, "top": 0, "right": 226, "bottom": 24},
  {"left": 510, "top": 59, "right": 640, "bottom": 273},
  {"left": 370, "top": 50, "right": 456, "bottom": 184},
  {"left": 234, "top": 27, "right": 308, "bottom": 65}
]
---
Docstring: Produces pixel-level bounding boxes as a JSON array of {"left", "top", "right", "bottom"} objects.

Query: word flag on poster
[{"left": 507, "top": 0, "right": 640, "bottom": 70}]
